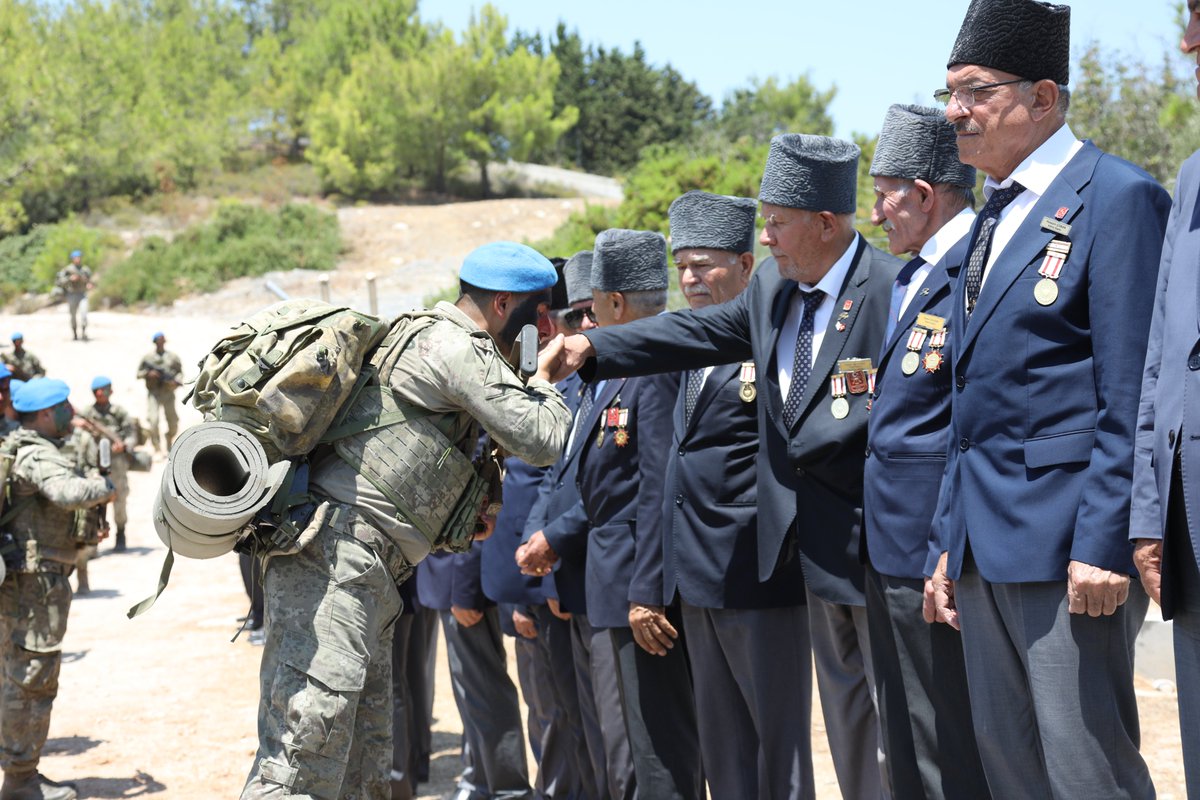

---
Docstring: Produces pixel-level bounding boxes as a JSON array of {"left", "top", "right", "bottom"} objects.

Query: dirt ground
[{"left": 3, "top": 189, "right": 1190, "bottom": 797}]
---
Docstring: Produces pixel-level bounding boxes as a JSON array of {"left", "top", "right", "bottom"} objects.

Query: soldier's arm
[
  {"left": 136, "top": 355, "right": 153, "bottom": 379},
  {"left": 15, "top": 451, "right": 111, "bottom": 510},
  {"left": 115, "top": 407, "right": 140, "bottom": 448}
]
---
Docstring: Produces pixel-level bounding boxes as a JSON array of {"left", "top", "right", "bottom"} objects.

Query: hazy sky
[{"left": 424, "top": 0, "right": 1189, "bottom": 138}]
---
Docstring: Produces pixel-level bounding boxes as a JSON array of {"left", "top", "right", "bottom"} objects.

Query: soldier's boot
[
  {"left": 113, "top": 527, "right": 126, "bottom": 553},
  {"left": 71, "top": 326, "right": 77, "bottom": 341},
  {"left": 0, "top": 771, "right": 78, "bottom": 800}
]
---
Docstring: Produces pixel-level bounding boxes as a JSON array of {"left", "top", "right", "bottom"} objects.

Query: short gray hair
[{"left": 624, "top": 289, "right": 668, "bottom": 314}]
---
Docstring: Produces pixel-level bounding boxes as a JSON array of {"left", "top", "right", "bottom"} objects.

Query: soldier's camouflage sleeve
[
  {"left": 411, "top": 328, "right": 570, "bottom": 467},
  {"left": 14, "top": 446, "right": 111, "bottom": 510}
]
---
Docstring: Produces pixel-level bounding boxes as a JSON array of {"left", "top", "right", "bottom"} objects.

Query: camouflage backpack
[{"left": 189, "top": 299, "right": 388, "bottom": 461}]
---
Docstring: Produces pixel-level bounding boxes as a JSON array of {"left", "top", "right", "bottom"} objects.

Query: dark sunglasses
[{"left": 561, "top": 307, "right": 597, "bottom": 328}]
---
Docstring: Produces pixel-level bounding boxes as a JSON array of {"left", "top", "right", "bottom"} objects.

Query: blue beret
[
  {"left": 0, "top": 365, "right": 9, "bottom": 380},
  {"left": 12, "top": 378, "right": 70, "bottom": 413},
  {"left": 10, "top": 332, "right": 21, "bottom": 341},
  {"left": 70, "top": 250, "right": 82, "bottom": 258},
  {"left": 459, "top": 242, "right": 556, "bottom": 293},
  {"left": 91, "top": 375, "right": 112, "bottom": 391},
  {"left": 152, "top": 332, "right": 164, "bottom": 342}
]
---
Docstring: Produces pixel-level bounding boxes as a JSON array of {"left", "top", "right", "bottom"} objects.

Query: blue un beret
[
  {"left": 10, "top": 332, "right": 21, "bottom": 341},
  {"left": 152, "top": 332, "right": 164, "bottom": 342},
  {"left": 91, "top": 375, "right": 112, "bottom": 391},
  {"left": 459, "top": 242, "right": 556, "bottom": 293},
  {"left": 70, "top": 250, "right": 82, "bottom": 259},
  {"left": 12, "top": 378, "right": 71, "bottom": 413}
]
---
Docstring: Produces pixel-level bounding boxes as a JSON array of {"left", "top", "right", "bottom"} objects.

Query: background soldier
[
  {"left": 0, "top": 378, "right": 113, "bottom": 800},
  {"left": 241, "top": 242, "right": 571, "bottom": 800},
  {"left": 53, "top": 251, "right": 92, "bottom": 342},
  {"left": 80, "top": 376, "right": 139, "bottom": 553},
  {"left": 136, "top": 332, "right": 181, "bottom": 453},
  {"left": 0, "top": 367, "right": 14, "bottom": 436},
  {"left": 5, "top": 335, "right": 44, "bottom": 383}
]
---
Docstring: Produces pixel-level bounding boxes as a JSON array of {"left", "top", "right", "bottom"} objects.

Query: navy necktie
[
  {"left": 568, "top": 383, "right": 595, "bottom": 452},
  {"left": 965, "top": 182, "right": 1025, "bottom": 316},
  {"left": 782, "top": 290, "right": 824, "bottom": 427},
  {"left": 886, "top": 256, "right": 925, "bottom": 343},
  {"left": 684, "top": 369, "right": 704, "bottom": 425}
]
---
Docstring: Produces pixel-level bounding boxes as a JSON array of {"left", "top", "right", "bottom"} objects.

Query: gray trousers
[
  {"left": 526, "top": 605, "right": 595, "bottom": 799},
  {"left": 408, "top": 604, "right": 437, "bottom": 781},
  {"left": 956, "top": 559, "right": 1154, "bottom": 799},
  {"left": 440, "top": 608, "right": 533, "bottom": 799},
  {"left": 681, "top": 602, "right": 815, "bottom": 800},
  {"left": 864, "top": 568, "right": 989, "bottom": 800},
  {"left": 66, "top": 293, "right": 87, "bottom": 336},
  {"left": 806, "top": 588, "right": 890, "bottom": 800},
  {"left": 610, "top": 617, "right": 702, "bottom": 800},
  {"left": 571, "top": 614, "right": 634, "bottom": 800}
]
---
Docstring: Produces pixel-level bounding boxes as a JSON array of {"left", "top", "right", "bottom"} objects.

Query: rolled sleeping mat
[{"left": 153, "top": 422, "right": 291, "bottom": 559}]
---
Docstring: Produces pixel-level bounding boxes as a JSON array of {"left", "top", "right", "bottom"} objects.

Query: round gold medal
[
  {"left": 1034, "top": 278, "right": 1059, "bottom": 306},
  {"left": 901, "top": 351, "right": 921, "bottom": 375},
  {"left": 739, "top": 382, "right": 757, "bottom": 403},
  {"left": 831, "top": 397, "right": 850, "bottom": 419}
]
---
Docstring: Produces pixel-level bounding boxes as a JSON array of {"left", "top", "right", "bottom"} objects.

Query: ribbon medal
[
  {"left": 902, "top": 327, "right": 928, "bottom": 375},
  {"left": 614, "top": 408, "right": 630, "bottom": 448},
  {"left": 1035, "top": 239, "right": 1071, "bottom": 306},
  {"left": 739, "top": 361, "right": 757, "bottom": 403},
  {"left": 830, "top": 374, "right": 850, "bottom": 419}
]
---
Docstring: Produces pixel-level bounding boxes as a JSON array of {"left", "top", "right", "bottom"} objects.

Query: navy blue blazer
[
  {"left": 864, "top": 240, "right": 968, "bottom": 580},
  {"left": 664, "top": 362, "right": 805, "bottom": 608},
  {"left": 1132, "top": 149, "right": 1200, "bottom": 619},
  {"left": 482, "top": 456, "right": 549, "bottom": 607},
  {"left": 576, "top": 370, "right": 680, "bottom": 629},
  {"left": 934, "top": 141, "right": 1170, "bottom": 582},
  {"left": 523, "top": 373, "right": 591, "bottom": 613},
  {"left": 415, "top": 547, "right": 490, "bottom": 612},
  {"left": 584, "top": 238, "right": 901, "bottom": 607}
]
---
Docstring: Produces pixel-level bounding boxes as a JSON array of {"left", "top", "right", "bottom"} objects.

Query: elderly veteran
[
  {"left": 571, "top": 229, "right": 700, "bottom": 800},
  {"left": 519, "top": 249, "right": 630, "bottom": 800},
  {"left": 241, "top": 242, "right": 572, "bottom": 800},
  {"left": 554, "top": 135, "right": 903, "bottom": 800},
  {"left": 923, "top": 1, "right": 1170, "bottom": 797},
  {"left": 1132, "top": 5, "right": 1200, "bottom": 797},
  {"left": 862, "top": 104, "right": 988, "bottom": 800},
  {"left": 1, "top": 379, "right": 114, "bottom": 800},
  {"left": 662, "top": 191, "right": 816, "bottom": 800}
]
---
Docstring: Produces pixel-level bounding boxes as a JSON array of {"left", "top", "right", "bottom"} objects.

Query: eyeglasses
[
  {"left": 933, "top": 78, "right": 1027, "bottom": 109},
  {"left": 561, "top": 307, "right": 596, "bottom": 328}
]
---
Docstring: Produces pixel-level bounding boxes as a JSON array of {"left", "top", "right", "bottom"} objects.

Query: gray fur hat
[
  {"left": 758, "top": 134, "right": 860, "bottom": 214},
  {"left": 563, "top": 251, "right": 593, "bottom": 305},
  {"left": 948, "top": 0, "right": 1070, "bottom": 86},
  {"left": 668, "top": 191, "right": 758, "bottom": 255},
  {"left": 591, "top": 229, "right": 668, "bottom": 293},
  {"left": 870, "top": 104, "right": 976, "bottom": 188}
]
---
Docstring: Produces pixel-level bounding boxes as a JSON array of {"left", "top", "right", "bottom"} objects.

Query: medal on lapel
[
  {"left": 1034, "top": 239, "right": 1071, "bottom": 306},
  {"left": 902, "top": 326, "right": 928, "bottom": 376},
  {"left": 739, "top": 361, "right": 757, "bottom": 403},
  {"left": 830, "top": 374, "right": 850, "bottom": 419},
  {"left": 836, "top": 299, "right": 853, "bottom": 332},
  {"left": 614, "top": 408, "right": 630, "bottom": 448},
  {"left": 865, "top": 369, "right": 878, "bottom": 413},
  {"left": 923, "top": 327, "right": 947, "bottom": 373}
]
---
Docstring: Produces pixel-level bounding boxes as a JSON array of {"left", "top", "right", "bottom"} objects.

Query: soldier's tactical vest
[
  {"left": 324, "top": 309, "right": 489, "bottom": 553},
  {"left": 4, "top": 431, "right": 81, "bottom": 568}
]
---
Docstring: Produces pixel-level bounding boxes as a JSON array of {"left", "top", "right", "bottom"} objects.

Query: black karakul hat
[
  {"left": 870, "top": 104, "right": 976, "bottom": 188},
  {"left": 591, "top": 229, "right": 668, "bottom": 293},
  {"left": 668, "top": 191, "right": 758, "bottom": 255},
  {"left": 563, "top": 251, "right": 593, "bottom": 305},
  {"left": 948, "top": 0, "right": 1070, "bottom": 86},
  {"left": 758, "top": 134, "right": 860, "bottom": 214}
]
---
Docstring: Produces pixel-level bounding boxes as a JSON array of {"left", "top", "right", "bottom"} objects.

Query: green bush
[
  {"left": 528, "top": 203, "right": 618, "bottom": 259},
  {"left": 0, "top": 221, "right": 122, "bottom": 305},
  {"left": 95, "top": 201, "right": 342, "bottom": 306}
]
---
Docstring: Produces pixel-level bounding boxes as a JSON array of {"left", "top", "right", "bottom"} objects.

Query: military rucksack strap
[
  {"left": 0, "top": 494, "right": 34, "bottom": 529},
  {"left": 127, "top": 548, "right": 174, "bottom": 619}
]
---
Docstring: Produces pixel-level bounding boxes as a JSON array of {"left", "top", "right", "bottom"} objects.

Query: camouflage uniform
[
  {"left": 136, "top": 349, "right": 182, "bottom": 452},
  {"left": 6, "top": 350, "right": 44, "bottom": 383},
  {"left": 80, "top": 401, "right": 138, "bottom": 533},
  {"left": 62, "top": 430, "right": 108, "bottom": 593},
  {"left": 0, "top": 428, "right": 110, "bottom": 781},
  {"left": 242, "top": 302, "right": 570, "bottom": 800},
  {"left": 53, "top": 264, "right": 91, "bottom": 341}
]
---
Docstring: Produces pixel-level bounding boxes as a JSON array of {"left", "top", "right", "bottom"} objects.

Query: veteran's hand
[
  {"left": 451, "top": 606, "right": 483, "bottom": 628},
  {"left": 547, "top": 597, "right": 571, "bottom": 621},
  {"left": 1133, "top": 538, "right": 1164, "bottom": 606},
  {"left": 549, "top": 334, "right": 595, "bottom": 384},
  {"left": 513, "top": 609, "right": 538, "bottom": 639},
  {"left": 924, "top": 551, "right": 960, "bottom": 630},
  {"left": 535, "top": 334, "right": 566, "bottom": 383},
  {"left": 629, "top": 603, "right": 677, "bottom": 656},
  {"left": 516, "top": 530, "right": 559, "bottom": 576},
  {"left": 1068, "top": 560, "right": 1130, "bottom": 617}
]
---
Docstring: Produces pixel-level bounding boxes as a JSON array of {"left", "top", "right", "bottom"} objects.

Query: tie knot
[
  {"left": 896, "top": 256, "right": 924, "bottom": 287},
  {"left": 982, "top": 182, "right": 1025, "bottom": 221},
  {"left": 802, "top": 290, "right": 824, "bottom": 313}
]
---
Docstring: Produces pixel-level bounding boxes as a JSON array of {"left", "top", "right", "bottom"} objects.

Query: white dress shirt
[
  {"left": 777, "top": 233, "right": 860, "bottom": 401},
  {"left": 898, "top": 207, "right": 977, "bottom": 320},
  {"left": 979, "top": 123, "right": 1083, "bottom": 287}
]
